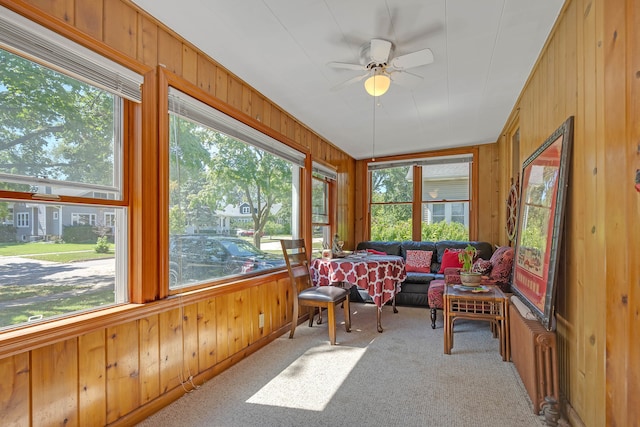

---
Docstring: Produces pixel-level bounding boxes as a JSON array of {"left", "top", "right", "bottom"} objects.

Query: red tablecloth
[{"left": 310, "top": 255, "right": 406, "bottom": 308}]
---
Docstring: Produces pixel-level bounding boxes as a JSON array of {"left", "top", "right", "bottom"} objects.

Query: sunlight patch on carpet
[{"left": 246, "top": 345, "right": 366, "bottom": 411}]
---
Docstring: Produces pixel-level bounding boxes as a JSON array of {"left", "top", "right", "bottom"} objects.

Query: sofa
[{"left": 354, "top": 240, "right": 494, "bottom": 307}]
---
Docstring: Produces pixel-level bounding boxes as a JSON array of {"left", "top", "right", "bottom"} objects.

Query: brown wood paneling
[
  {"left": 215, "top": 294, "right": 230, "bottom": 361},
  {"left": 106, "top": 322, "right": 140, "bottom": 423},
  {"left": 230, "top": 290, "right": 249, "bottom": 354},
  {"left": 477, "top": 143, "right": 499, "bottom": 244},
  {"left": 137, "top": 14, "right": 158, "bottom": 67},
  {"left": 157, "top": 28, "right": 182, "bottom": 75},
  {"left": 197, "top": 299, "right": 217, "bottom": 369},
  {"left": 215, "top": 67, "right": 229, "bottom": 102},
  {"left": 103, "top": 0, "right": 137, "bottom": 59},
  {"left": 139, "top": 314, "right": 160, "bottom": 403},
  {"left": 182, "top": 302, "right": 199, "bottom": 377},
  {"left": 626, "top": 2, "right": 640, "bottom": 426},
  {"left": 159, "top": 308, "right": 183, "bottom": 394},
  {"left": 182, "top": 44, "right": 198, "bottom": 84},
  {"left": 74, "top": 0, "right": 103, "bottom": 40},
  {"left": 241, "top": 86, "right": 253, "bottom": 117},
  {"left": 0, "top": 353, "right": 30, "bottom": 426},
  {"left": 32, "top": 339, "right": 78, "bottom": 426},
  {"left": 227, "top": 75, "right": 243, "bottom": 111},
  {"left": 78, "top": 330, "right": 107, "bottom": 427},
  {"left": 603, "top": 0, "right": 630, "bottom": 425},
  {"left": 24, "top": 0, "right": 73, "bottom": 23}
]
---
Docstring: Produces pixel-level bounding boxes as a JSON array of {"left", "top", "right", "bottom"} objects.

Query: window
[
  {"left": 167, "top": 88, "right": 304, "bottom": 289},
  {"left": 369, "top": 165, "right": 413, "bottom": 241},
  {"left": 71, "top": 213, "right": 97, "bottom": 226},
  {"left": 104, "top": 212, "right": 116, "bottom": 228},
  {"left": 421, "top": 157, "right": 470, "bottom": 240},
  {"left": 0, "top": 7, "right": 141, "bottom": 330},
  {"left": 368, "top": 154, "right": 472, "bottom": 241},
  {"left": 311, "top": 162, "right": 336, "bottom": 254},
  {"left": 430, "top": 204, "right": 445, "bottom": 223},
  {"left": 16, "top": 212, "right": 29, "bottom": 228}
]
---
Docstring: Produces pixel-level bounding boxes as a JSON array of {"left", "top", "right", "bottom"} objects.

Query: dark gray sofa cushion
[
  {"left": 404, "top": 272, "right": 441, "bottom": 284},
  {"left": 356, "top": 241, "right": 404, "bottom": 257}
]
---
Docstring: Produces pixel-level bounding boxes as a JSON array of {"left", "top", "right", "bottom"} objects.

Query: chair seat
[{"left": 300, "top": 286, "right": 349, "bottom": 303}]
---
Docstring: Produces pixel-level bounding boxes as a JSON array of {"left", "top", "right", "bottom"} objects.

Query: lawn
[
  {"left": 0, "top": 285, "right": 116, "bottom": 328},
  {"left": 0, "top": 242, "right": 114, "bottom": 262},
  {"left": 0, "top": 242, "right": 99, "bottom": 256}
]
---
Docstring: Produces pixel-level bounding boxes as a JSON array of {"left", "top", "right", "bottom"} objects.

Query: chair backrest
[{"left": 280, "top": 239, "right": 312, "bottom": 293}]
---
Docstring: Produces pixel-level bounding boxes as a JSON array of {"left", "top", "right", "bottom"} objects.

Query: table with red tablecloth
[{"left": 310, "top": 254, "right": 406, "bottom": 332}]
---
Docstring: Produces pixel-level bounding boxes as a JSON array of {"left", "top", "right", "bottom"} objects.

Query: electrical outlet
[{"left": 258, "top": 313, "right": 264, "bottom": 328}]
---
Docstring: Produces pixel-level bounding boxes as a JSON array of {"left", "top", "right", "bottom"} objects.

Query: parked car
[
  {"left": 169, "top": 235, "right": 285, "bottom": 287},
  {"left": 236, "top": 228, "right": 255, "bottom": 237}
]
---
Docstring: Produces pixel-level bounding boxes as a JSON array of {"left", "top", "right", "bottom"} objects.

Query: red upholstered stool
[{"left": 428, "top": 279, "right": 445, "bottom": 329}]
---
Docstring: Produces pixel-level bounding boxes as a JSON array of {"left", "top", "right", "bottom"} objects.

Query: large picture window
[
  {"left": 0, "top": 7, "right": 140, "bottom": 330},
  {"left": 369, "top": 154, "right": 472, "bottom": 241},
  {"left": 167, "top": 88, "right": 304, "bottom": 289}
]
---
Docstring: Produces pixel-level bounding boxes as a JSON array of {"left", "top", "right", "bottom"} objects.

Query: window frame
[
  {"left": 0, "top": 7, "right": 144, "bottom": 332},
  {"left": 366, "top": 149, "right": 478, "bottom": 241},
  {"left": 158, "top": 68, "right": 309, "bottom": 297},
  {"left": 16, "top": 212, "right": 30, "bottom": 228},
  {"left": 311, "top": 161, "right": 337, "bottom": 255}
]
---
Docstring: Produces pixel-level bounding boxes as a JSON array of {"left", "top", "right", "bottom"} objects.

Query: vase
[{"left": 460, "top": 272, "right": 482, "bottom": 286}]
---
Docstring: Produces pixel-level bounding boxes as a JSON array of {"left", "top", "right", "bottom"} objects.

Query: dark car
[{"left": 169, "top": 235, "right": 285, "bottom": 287}]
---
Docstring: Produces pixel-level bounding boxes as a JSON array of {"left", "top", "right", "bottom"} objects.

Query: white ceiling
[{"left": 131, "top": 0, "right": 563, "bottom": 160}]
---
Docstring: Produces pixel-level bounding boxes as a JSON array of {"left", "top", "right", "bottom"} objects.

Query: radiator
[{"left": 509, "top": 301, "right": 559, "bottom": 419}]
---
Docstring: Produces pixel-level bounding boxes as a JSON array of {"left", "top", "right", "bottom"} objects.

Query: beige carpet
[{"left": 137, "top": 303, "right": 545, "bottom": 427}]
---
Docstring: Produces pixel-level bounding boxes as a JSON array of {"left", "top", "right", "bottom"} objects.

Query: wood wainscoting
[{"left": 0, "top": 271, "right": 297, "bottom": 426}]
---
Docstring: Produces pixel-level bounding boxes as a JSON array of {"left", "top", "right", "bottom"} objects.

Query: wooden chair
[{"left": 280, "top": 239, "right": 351, "bottom": 345}]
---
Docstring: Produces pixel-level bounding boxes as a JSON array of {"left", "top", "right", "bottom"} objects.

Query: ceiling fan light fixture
[{"left": 364, "top": 72, "right": 390, "bottom": 97}]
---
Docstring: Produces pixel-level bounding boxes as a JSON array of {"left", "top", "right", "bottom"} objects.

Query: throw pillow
[
  {"left": 472, "top": 258, "right": 493, "bottom": 275},
  {"left": 489, "top": 246, "right": 515, "bottom": 284},
  {"left": 437, "top": 248, "right": 464, "bottom": 273},
  {"left": 366, "top": 248, "right": 387, "bottom": 255},
  {"left": 405, "top": 250, "right": 433, "bottom": 273}
]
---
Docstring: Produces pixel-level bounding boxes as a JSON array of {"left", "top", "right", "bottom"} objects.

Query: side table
[{"left": 443, "top": 284, "right": 510, "bottom": 361}]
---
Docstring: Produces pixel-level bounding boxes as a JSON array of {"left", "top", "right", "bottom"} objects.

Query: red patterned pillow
[
  {"left": 472, "top": 259, "right": 493, "bottom": 275},
  {"left": 437, "top": 248, "right": 464, "bottom": 273},
  {"left": 406, "top": 250, "right": 433, "bottom": 273},
  {"left": 489, "top": 246, "right": 515, "bottom": 284}
]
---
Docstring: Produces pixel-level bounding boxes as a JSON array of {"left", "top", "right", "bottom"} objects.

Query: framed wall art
[{"left": 512, "top": 116, "right": 573, "bottom": 331}]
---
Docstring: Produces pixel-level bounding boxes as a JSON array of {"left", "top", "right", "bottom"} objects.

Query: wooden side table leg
[
  {"left": 443, "top": 296, "right": 451, "bottom": 354},
  {"left": 377, "top": 307, "right": 383, "bottom": 333},
  {"left": 503, "top": 298, "right": 510, "bottom": 361}
]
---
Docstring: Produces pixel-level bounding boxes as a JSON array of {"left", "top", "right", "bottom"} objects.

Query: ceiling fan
[{"left": 328, "top": 38, "right": 434, "bottom": 96}]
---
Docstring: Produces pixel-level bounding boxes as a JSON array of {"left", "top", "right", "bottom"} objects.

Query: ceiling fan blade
[
  {"left": 327, "top": 61, "right": 366, "bottom": 71},
  {"left": 388, "top": 70, "right": 423, "bottom": 88},
  {"left": 370, "top": 39, "right": 392, "bottom": 64},
  {"left": 331, "top": 72, "right": 370, "bottom": 91},
  {"left": 389, "top": 48, "right": 434, "bottom": 70}
]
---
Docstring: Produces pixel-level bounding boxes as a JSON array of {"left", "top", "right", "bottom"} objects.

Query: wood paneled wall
[
  {"left": 495, "top": 0, "right": 639, "bottom": 425},
  {"left": 0, "top": 276, "right": 294, "bottom": 426},
  {"left": 0, "top": 0, "right": 354, "bottom": 425}
]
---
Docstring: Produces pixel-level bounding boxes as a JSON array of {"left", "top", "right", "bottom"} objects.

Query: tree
[
  {"left": 208, "top": 136, "right": 292, "bottom": 247},
  {"left": 0, "top": 50, "right": 116, "bottom": 188},
  {"left": 168, "top": 115, "right": 293, "bottom": 247},
  {"left": 370, "top": 166, "right": 413, "bottom": 240}
]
